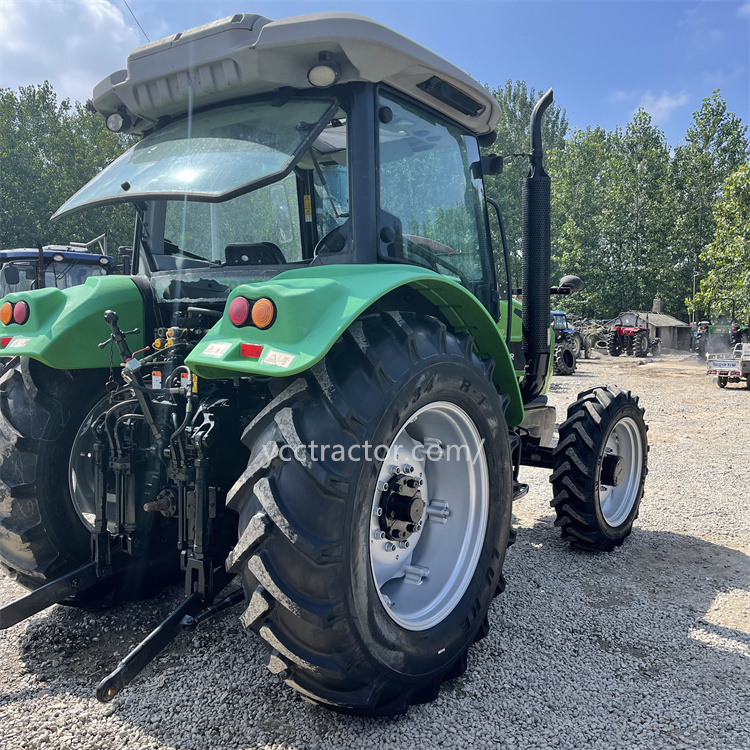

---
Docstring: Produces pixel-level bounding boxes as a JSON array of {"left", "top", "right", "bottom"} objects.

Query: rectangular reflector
[
  {"left": 0, "top": 337, "right": 11, "bottom": 348},
  {"left": 241, "top": 343, "right": 263, "bottom": 359}
]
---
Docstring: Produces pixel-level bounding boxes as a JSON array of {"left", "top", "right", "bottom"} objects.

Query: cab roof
[{"left": 92, "top": 12, "right": 501, "bottom": 136}]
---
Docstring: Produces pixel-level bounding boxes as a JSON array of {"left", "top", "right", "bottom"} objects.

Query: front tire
[
  {"left": 606, "top": 330, "right": 621, "bottom": 357},
  {"left": 550, "top": 386, "right": 648, "bottom": 551},
  {"left": 226, "top": 312, "right": 512, "bottom": 715}
]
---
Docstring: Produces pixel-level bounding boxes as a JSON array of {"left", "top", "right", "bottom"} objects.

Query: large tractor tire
[
  {"left": 550, "top": 385, "right": 648, "bottom": 551},
  {"left": 552, "top": 343, "right": 576, "bottom": 375},
  {"left": 568, "top": 333, "right": 582, "bottom": 359},
  {"left": 226, "top": 312, "right": 512, "bottom": 715},
  {"left": 634, "top": 331, "right": 649, "bottom": 358},
  {"left": 606, "top": 329, "right": 621, "bottom": 357},
  {"left": 0, "top": 358, "right": 108, "bottom": 590},
  {"left": 0, "top": 357, "right": 175, "bottom": 599}
]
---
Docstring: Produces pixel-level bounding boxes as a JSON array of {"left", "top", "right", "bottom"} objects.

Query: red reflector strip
[
  {"left": 241, "top": 343, "right": 263, "bottom": 359},
  {"left": 0, "top": 337, "right": 12, "bottom": 348}
]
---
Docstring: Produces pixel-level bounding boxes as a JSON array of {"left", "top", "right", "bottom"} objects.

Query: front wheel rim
[
  {"left": 369, "top": 401, "right": 489, "bottom": 631},
  {"left": 598, "top": 416, "right": 644, "bottom": 527}
]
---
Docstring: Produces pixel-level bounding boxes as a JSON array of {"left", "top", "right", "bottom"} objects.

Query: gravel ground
[{"left": 1, "top": 351, "right": 748, "bottom": 750}]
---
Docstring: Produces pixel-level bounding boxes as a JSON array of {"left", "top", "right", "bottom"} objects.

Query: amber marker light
[
  {"left": 12, "top": 301, "right": 29, "bottom": 325},
  {"left": 251, "top": 298, "right": 276, "bottom": 329},
  {"left": 0, "top": 302, "right": 13, "bottom": 326}
]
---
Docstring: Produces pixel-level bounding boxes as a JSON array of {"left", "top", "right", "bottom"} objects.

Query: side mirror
[
  {"left": 3, "top": 266, "right": 20, "bottom": 286},
  {"left": 470, "top": 154, "right": 504, "bottom": 179},
  {"left": 551, "top": 275, "right": 584, "bottom": 295}
]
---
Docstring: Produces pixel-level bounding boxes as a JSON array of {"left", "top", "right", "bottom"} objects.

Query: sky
[{"left": 0, "top": 0, "right": 749, "bottom": 148}]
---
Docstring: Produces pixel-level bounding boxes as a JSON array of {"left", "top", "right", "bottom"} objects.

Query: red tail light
[
  {"left": 13, "top": 301, "right": 29, "bottom": 325},
  {"left": 228, "top": 297, "right": 251, "bottom": 326}
]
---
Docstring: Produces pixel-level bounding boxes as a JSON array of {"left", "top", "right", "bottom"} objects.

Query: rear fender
[
  {"left": 186, "top": 265, "right": 524, "bottom": 426},
  {"left": 0, "top": 276, "right": 145, "bottom": 369}
]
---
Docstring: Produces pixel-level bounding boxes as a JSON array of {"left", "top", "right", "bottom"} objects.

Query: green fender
[
  {"left": 0, "top": 276, "right": 145, "bottom": 369},
  {"left": 186, "top": 265, "right": 524, "bottom": 426}
]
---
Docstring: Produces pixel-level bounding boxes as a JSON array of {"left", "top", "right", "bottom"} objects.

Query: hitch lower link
[{"left": 0, "top": 310, "right": 246, "bottom": 703}]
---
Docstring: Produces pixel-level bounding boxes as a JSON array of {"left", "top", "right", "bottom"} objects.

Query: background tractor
[
  {"left": 607, "top": 311, "right": 660, "bottom": 357},
  {"left": 551, "top": 309, "right": 588, "bottom": 375},
  {"left": 0, "top": 236, "right": 114, "bottom": 297},
  {"left": 0, "top": 12, "right": 648, "bottom": 717},
  {"left": 695, "top": 299, "right": 748, "bottom": 356}
]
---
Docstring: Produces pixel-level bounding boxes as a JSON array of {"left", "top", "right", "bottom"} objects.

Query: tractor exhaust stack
[{"left": 520, "top": 88, "right": 554, "bottom": 402}]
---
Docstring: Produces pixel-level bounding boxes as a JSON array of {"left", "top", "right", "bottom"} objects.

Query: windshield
[{"left": 52, "top": 98, "right": 337, "bottom": 219}]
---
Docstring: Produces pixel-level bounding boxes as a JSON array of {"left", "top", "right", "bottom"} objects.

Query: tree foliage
[
  {"left": 694, "top": 164, "right": 750, "bottom": 322},
  {"left": 0, "top": 81, "right": 748, "bottom": 323},
  {"left": 0, "top": 82, "right": 134, "bottom": 254}
]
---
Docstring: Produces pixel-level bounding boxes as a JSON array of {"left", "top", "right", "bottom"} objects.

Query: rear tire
[
  {"left": 0, "top": 358, "right": 106, "bottom": 590},
  {"left": 569, "top": 334, "right": 582, "bottom": 359},
  {"left": 634, "top": 331, "right": 649, "bottom": 358},
  {"left": 226, "top": 312, "right": 512, "bottom": 715},
  {"left": 550, "top": 385, "right": 648, "bottom": 551},
  {"left": 718, "top": 377, "right": 728, "bottom": 388}
]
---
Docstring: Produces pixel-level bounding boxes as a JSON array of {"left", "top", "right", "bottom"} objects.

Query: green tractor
[{"left": 0, "top": 13, "right": 648, "bottom": 716}]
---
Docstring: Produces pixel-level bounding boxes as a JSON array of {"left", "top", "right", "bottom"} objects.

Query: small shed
[{"left": 611, "top": 311, "right": 692, "bottom": 350}]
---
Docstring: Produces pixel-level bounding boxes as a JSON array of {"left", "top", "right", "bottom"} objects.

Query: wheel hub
[
  {"left": 601, "top": 454, "right": 625, "bottom": 487},
  {"left": 378, "top": 475, "right": 425, "bottom": 541}
]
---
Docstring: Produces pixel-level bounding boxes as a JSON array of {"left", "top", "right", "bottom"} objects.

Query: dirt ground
[{"left": 0, "top": 349, "right": 748, "bottom": 750}]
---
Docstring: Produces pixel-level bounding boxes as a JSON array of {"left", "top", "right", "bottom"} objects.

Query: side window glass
[{"left": 378, "top": 93, "right": 492, "bottom": 289}]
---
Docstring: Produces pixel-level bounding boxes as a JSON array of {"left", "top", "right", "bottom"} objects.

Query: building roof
[{"left": 619, "top": 311, "right": 690, "bottom": 328}]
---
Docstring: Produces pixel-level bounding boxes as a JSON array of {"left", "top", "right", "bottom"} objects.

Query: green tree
[
  {"left": 549, "top": 126, "right": 611, "bottom": 317},
  {"left": 672, "top": 91, "right": 748, "bottom": 318},
  {"left": 483, "top": 80, "right": 568, "bottom": 287},
  {"left": 694, "top": 164, "right": 750, "bottom": 322},
  {"left": 596, "top": 110, "right": 675, "bottom": 316},
  {"left": 0, "top": 82, "right": 134, "bottom": 253}
]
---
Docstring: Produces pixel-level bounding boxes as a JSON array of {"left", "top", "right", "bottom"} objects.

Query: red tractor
[{"left": 607, "top": 312, "right": 660, "bottom": 357}]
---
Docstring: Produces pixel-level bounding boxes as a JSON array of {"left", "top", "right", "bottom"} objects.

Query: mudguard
[
  {"left": 186, "top": 265, "right": 524, "bottom": 426},
  {"left": 0, "top": 276, "right": 145, "bottom": 369}
]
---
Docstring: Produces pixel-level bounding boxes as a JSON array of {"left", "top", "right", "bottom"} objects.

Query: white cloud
[
  {"left": 739, "top": 3, "right": 750, "bottom": 19},
  {"left": 0, "top": 0, "right": 140, "bottom": 103},
  {"left": 638, "top": 91, "right": 690, "bottom": 124}
]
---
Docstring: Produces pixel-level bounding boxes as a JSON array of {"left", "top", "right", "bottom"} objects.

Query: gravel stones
[{"left": 1, "top": 352, "right": 748, "bottom": 749}]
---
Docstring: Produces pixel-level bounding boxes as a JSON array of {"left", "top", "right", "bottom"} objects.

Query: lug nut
[
  {"left": 389, "top": 465, "right": 402, "bottom": 475},
  {"left": 403, "top": 464, "right": 414, "bottom": 474},
  {"left": 398, "top": 541, "right": 409, "bottom": 549},
  {"left": 384, "top": 542, "right": 396, "bottom": 552},
  {"left": 373, "top": 530, "right": 386, "bottom": 540},
  {"left": 377, "top": 480, "right": 389, "bottom": 492},
  {"left": 373, "top": 507, "right": 383, "bottom": 517}
]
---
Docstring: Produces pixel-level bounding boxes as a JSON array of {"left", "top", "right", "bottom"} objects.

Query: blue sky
[{"left": 1, "top": 0, "right": 748, "bottom": 148}]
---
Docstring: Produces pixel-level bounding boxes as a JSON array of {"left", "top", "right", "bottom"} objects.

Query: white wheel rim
[
  {"left": 369, "top": 402, "right": 488, "bottom": 631},
  {"left": 598, "top": 416, "right": 643, "bottom": 527}
]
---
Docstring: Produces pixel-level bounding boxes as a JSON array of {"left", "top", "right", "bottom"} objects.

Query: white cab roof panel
[{"left": 92, "top": 12, "right": 500, "bottom": 135}]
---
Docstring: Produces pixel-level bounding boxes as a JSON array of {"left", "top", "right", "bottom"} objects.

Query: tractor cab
[{"left": 0, "top": 241, "right": 113, "bottom": 297}]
